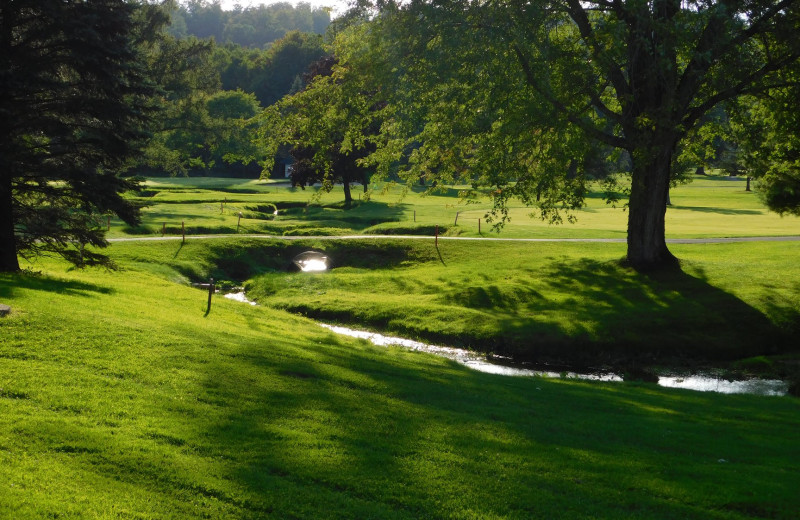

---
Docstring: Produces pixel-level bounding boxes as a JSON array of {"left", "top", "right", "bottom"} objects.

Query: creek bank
[
  {"left": 222, "top": 291, "right": 789, "bottom": 396},
  {"left": 319, "top": 323, "right": 789, "bottom": 396}
]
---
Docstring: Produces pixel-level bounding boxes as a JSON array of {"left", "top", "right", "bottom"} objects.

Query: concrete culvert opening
[{"left": 293, "top": 251, "right": 330, "bottom": 272}]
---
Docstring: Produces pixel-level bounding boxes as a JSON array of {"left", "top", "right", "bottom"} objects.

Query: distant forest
[
  {"left": 122, "top": 1, "right": 337, "bottom": 178},
  {"left": 168, "top": 0, "right": 331, "bottom": 48}
]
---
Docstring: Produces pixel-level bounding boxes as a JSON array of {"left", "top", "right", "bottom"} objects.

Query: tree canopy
[
  {"left": 258, "top": 49, "right": 383, "bottom": 206},
  {"left": 168, "top": 0, "right": 331, "bottom": 47},
  {"left": 0, "top": 0, "right": 157, "bottom": 272},
  {"left": 298, "top": 0, "right": 800, "bottom": 270}
]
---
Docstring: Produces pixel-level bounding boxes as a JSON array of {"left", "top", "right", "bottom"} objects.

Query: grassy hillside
[
  {"left": 1, "top": 251, "right": 799, "bottom": 518},
  {"left": 141, "top": 236, "right": 795, "bottom": 370}
]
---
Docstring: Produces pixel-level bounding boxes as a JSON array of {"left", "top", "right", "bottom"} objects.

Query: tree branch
[{"left": 512, "top": 43, "right": 626, "bottom": 148}]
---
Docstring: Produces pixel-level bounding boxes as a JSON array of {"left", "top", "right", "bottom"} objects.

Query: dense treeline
[
  {"left": 168, "top": 0, "right": 330, "bottom": 48},
  {"left": 133, "top": 2, "right": 328, "bottom": 178}
]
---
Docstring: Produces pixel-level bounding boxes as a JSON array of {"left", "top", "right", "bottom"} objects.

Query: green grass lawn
[
  {"left": 1, "top": 251, "right": 799, "bottom": 518},
  {"left": 116, "top": 174, "right": 800, "bottom": 240},
  {"left": 202, "top": 238, "right": 794, "bottom": 371}
]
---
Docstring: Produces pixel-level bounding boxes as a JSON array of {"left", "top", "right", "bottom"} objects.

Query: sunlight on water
[
  {"left": 223, "top": 292, "right": 257, "bottom": 305},
  {"left": 318, "top": 324, "right": 788, "bottom": 396},
  {"left": 219, "top": 293, "right": 788, "bottom": 396},
  {"left": 292, "top": 251, "right": 329, "bottom": 272},
  {"left": 298, "top": 258, "right": 328, "bottom": 272}
]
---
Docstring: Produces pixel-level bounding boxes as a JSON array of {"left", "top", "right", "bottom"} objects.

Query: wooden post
[
  {"left": 206, "top": 278, "right": 214, "bottom": 314},
  {"left": 237, "top": 212, "right": 242, "bottom": 232},
  {"left": 220, "top": 201, "right": 224, "bottom": 213},
  {"left": 162, "top": 223, "right": 165, "bottom": 237},
  {"left": 414, "top": 210, "right": 416, "bottom": 222},
  {"left": 478, "top": 218, "right": 481, "bottom": 234},
  {"left": 454, "top": 211, "right": 459, "bottom": 225},
  {"left": 182, "top": 221, "right": 185, "bottom": 243},
  {"left": 107, "top": 216, "right": 110, "bottom": 231},
  {"left": 435, "top": 225, "right": 439, "bottom": 248}
]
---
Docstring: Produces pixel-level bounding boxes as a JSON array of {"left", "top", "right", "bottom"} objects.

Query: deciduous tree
[{"left": 363, "top": 0, "right": 800, "bottom": 270}]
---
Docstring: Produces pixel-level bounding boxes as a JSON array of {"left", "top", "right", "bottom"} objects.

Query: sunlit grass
[
  {"left": 239, "top": 238, "right": 800, "bottom": 366},
  {"left": 115, "top": 174, "right": 799, "bottom": 240},
  {"left": 1, "top": 252, "right": 798, "bottom": 518}
]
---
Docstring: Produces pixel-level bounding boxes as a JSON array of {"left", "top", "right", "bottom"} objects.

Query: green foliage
[
  {"left": 169, "top": 0, "right": 331, "bottom": 47},
  {"left": 256, "top": 27, "right": 387, "bottom": 205},
  {"left": 726, "top": 65, "right": 800, "bottom": 215},
  {"left": 216, "top": 31, "right": 327, "bottom": 107},
  {"left": 0, "top": 0, "right": 159, "bottom": 271},
  {"left": 332, "top": 1, "right": 800, "bottom": 269}
]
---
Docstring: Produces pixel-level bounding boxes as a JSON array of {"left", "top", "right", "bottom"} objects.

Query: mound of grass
[
  {"left": 363, "top": 222, "right": 450, "bottom": 235},
  {"left": 0, "top": 250, "right": 798, "bottom": 518},
  {"left": 245, "top": 239, "right": 800, "bottom": 369}
]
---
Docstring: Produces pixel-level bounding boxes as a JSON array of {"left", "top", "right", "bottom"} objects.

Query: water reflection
[
  {"left": 320, "top": 324, "right": 789, "bottom": 396},
  {"left": 223, "top": 291, "right": 257, "bottom": 305},
  {"left": 293, "top": 251, "right": 329, "bottom": 272},
  {"left": 221, "top": 293, "right": 788, "bottom": 396}
]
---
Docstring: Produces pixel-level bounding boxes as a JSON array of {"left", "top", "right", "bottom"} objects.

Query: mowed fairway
[
  {"left": 1, "top": 254, "right": 799, "bottom": 519},
  {"left": 115, "top": 174, "right": 800, "bottom": 239}
]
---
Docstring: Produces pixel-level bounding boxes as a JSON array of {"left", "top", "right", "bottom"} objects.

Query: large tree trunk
[
  {"left": 626, "top": 145, "right": 678, "bottom": 271},
  {"left": 0, "top": 174, "right": 19, "bottom": 272}
]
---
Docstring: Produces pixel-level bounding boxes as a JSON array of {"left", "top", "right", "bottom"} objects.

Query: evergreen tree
[{"left": 0, "top": 0, "right": 155, "bottom": 272}]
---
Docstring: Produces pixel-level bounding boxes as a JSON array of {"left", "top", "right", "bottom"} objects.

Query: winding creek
[{"left": 224, "top": 292, "right": 789, "bottom": 396}]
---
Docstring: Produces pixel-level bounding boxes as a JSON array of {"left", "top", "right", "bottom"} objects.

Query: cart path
[{"left": 108, "top": 234, "right": 800, "bottom": 244}]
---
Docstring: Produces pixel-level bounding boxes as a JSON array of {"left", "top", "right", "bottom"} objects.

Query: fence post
[
  {"left": 435, "top": 225, "right": 439, "bottom": 248},
  {"left": 206, "top": 277, "right": 214, "bottom": 314},
  {"left": 107, "top": 216, "right": 110, "bottom": 231},
  {"left": 414, "top": 210, "right": 416, "bottom": 222},
  {"left": 454, "top": 211, "right": 459, "bottom": 225},
  {"left": 478, "top": 218, "right": 481, "bottom": 234}
]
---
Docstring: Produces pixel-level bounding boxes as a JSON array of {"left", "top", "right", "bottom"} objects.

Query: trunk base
[{"left": 623, "top": 248, "right": 680, "bottom": 273}]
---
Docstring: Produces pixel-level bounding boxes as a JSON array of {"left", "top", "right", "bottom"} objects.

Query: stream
[{"left": 224, "top": 292, "right": 789, "bottom": 396}]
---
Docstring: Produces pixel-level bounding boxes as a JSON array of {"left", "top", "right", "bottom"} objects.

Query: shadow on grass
[
  {"left": 486, "top": 258, "right": 795, "bottom": 365},
  {"left": 187, "top": 329, "right": 800, "bottom": 518},
  {"left": 167, "top": 239, "right": 437, "bottom": 284},
  {"left": 669, "top": 205, "right": 763, "bottom": 215},
  {"left": 0, "top": 271, "right": 113, "bottom": 299}
]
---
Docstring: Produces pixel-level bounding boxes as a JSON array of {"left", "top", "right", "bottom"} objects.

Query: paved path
[{"left": 108, "top": 234, "right": 800, "bottom": 244}]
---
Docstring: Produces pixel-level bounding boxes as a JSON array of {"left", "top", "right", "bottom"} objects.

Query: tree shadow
[
  {"left": 669, "top": 205, "right": 763, "bottom": 215},
  {"left": 180, "top": 327, "right": 800, "bottom": 518},
  {"left": 487, "top": 258, "right": 795, "bottom": 366},
  {"left": 0, "top": 271, "right": 113, "bottom": 299}
]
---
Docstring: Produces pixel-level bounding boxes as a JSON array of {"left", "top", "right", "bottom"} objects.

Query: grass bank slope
[
  {"left": 1, "top": 250, "right": 798, "bottom": 518},
  {"left": 241, "top": 239, "right": 800, "bottom": 369}
]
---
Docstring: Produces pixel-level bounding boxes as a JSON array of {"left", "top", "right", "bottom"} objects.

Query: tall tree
[
  {"left": 257, "top": 48, "right": 384, "bottom": 206},
  {"left": 361, "top": 0, "right": 800, "bottom": 270},
  {"left": 0, "top": 0, "right": 156, "bottom": 272}
]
